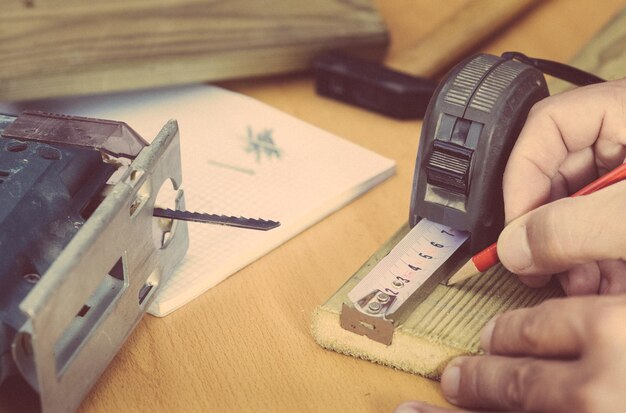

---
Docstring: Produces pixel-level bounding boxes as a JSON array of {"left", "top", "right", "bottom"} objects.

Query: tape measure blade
[{"left": 347, "top": 218, "right": 469, "bottom": 315}]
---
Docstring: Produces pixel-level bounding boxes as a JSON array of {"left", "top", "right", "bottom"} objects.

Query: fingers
[
  {"left": 551, "top": 147, "right": 597, "bottom": 198},
  {"left": 556, "top": 261, "right": 626, "bottom": 296},
  {"left": 517, "top": 273, "right": 551, "bottom": 288},
  {"left": 445, "top": 296, "right": 626, "bottom": 412},
  {"left": 440, "top": 355, "right": 578, "bottom": 413},
  {"left": 497, "top": 180, "right": 626, "bottom": 275},
  {"left": 394, "top": 401, "right": 492, "bottom": 413},
  {"left": 479, "top": 297, "right": 586, "bottom": 357},
  {"left": 503, "top": 78, "right": 626, "bottom": 222},
  {"left": 480, "top": 295, "right": 626, "bottom": 356},
  {"left": 558, "top": 262, "right": 601, "bottom": 296},
  {"left": 598, "top": 260, "right": 626, "bottom": 294}
]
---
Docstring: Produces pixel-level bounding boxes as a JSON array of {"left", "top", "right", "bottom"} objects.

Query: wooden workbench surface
[
  {"left": 7, "top": 1, "right": 626, "bottom": 412},
  {"left": 84, "top": 1, "right": 625, "bottom": 412}
]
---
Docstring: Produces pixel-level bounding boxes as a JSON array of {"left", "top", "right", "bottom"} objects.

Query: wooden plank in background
[
  {"left": 385, "top": 0, "right": 539, "bottom": 77},
  {"left": 0, "top": 0, "right": 387, "bottom": 101},
  {"left": 550, "top": 7, "right": 626, "bottom": 93}
]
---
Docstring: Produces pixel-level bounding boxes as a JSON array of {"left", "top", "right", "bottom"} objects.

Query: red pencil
[{"left": 447, "top": 162, "right": 626, "bottom": 285}]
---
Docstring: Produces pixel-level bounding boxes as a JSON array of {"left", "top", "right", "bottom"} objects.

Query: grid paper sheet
[{"left": 0, "top": 85, "right": 396, "bottom": 316}]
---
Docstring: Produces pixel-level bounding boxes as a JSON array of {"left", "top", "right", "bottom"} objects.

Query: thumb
[{"left": 497, "top": 180, "right": 626, "bottom": 275}]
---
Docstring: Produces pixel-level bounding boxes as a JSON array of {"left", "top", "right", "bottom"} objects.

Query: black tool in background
[{"left": 313, "top": 51, "right": 438, "bottom": 120}]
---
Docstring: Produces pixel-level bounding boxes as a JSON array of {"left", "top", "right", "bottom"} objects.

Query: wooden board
[
  {"left": 312, "top": 6, "right": 626, "bottom": 380},
  {"left": 0, "top": 0, "right": 387, "bottom": 101},
  {"left": 312, "top": 224, "right": 562, "bottom": 378},
  {"left": 385, "top": 0, "right": 539, "bottom": 77}
]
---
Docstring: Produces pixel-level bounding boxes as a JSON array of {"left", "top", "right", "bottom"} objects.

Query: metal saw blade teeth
[{"left": 152, "top": 208, "right": 280, "bottom": 231}]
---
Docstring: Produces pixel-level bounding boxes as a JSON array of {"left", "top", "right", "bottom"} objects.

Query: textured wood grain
[
  {"left": 312, "top": 224, "right": 562, "bottom": 378},
  {"left": 0, "top": 0, "right": 387, "bottom": 101},
  {"left": 386, "top": 0, "right": 539, "bottom": 77}
]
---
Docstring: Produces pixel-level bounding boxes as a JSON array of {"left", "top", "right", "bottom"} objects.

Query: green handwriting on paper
[{"left": 245, "top": 127, "right": 281, "bottom": 162}]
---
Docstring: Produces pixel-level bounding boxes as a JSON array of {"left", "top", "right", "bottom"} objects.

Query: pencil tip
[{"left": 446, "top": 259, "right": 480, "bottom": 286}]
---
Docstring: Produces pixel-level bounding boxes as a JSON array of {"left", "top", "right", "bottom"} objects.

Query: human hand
[
  {"left": 497, "top": 78, "right": 626, "bottom": 295},
  {"left": 394, "top": 294, "right": 626, "bottom": 413}
]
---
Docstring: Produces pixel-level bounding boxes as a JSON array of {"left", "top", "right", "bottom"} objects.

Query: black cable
[{"left": 501, "top": 51, "right": 605, "bottom": 86}]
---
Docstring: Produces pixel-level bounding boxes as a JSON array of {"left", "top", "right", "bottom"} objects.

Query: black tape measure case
[{"left": 410, "top": 54, "right": 549, "bottom": 253}]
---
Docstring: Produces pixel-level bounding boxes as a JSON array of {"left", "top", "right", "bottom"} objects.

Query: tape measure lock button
[{"left": 425, "top": 140, "right": 473, "bottom": 196}]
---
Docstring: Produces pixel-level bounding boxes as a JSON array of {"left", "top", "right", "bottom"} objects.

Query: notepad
[{"left": 0, "top": 85, "right": 396, "bottom": 316}]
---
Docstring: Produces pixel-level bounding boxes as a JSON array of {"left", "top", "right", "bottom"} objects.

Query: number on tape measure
[{"left": 348, "top": 219, "right": 469, "bottom": 316}]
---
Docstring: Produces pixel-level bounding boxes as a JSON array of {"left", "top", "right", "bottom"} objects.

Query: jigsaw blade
[{"left": 153, "top": 208, "right": 280, "bottom": 231}]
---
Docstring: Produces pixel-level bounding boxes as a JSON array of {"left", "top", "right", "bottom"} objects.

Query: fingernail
[
  {"left": 441, "top": 361, "right": 462, "bottom": 403},
  {"left": 480, "top": 317, "right": 497, "bottom": 353},
  {"left": 394, "top": 403, "right": 422, "bottom": 413},
  {"left": 498, "top": 223, "right": 532, "bottom": 273}
]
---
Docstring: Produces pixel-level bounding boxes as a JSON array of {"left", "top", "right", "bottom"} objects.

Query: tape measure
[
  {"left": 341, "top": 52, "right": 605, "bottom": 345},
  {"left": 348, "top": 219, "right": 468, "bottom": 315},
  {"left": 341, "top": 53, "right": 551, "bottom": 345}
]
